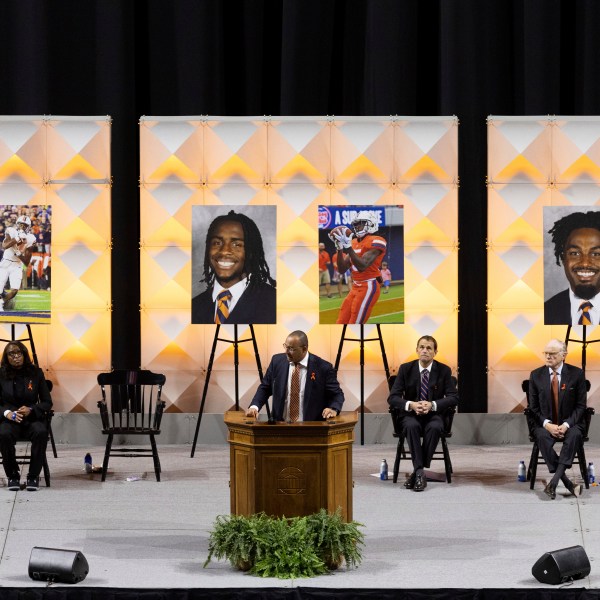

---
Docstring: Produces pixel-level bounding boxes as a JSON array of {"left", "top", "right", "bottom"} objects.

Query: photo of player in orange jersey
[{"left": 318, "top": 206, "right": 404, "bottom": 324}]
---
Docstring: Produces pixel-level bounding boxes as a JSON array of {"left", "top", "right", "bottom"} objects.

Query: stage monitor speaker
[
  {"left": 532, "top": 545, "right": 590, "bottom": 585},
  {"left": 29, "top": 546, "right": 89, "bottom": 584}
]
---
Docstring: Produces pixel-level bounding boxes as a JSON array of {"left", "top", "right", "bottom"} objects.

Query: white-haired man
[
  {"left": 330, "top": 210, "right": 386, "bottom": 324},
  {"left": 528, "top": 339, "right": 587, "bottom": 499},
  {"left": 0, "top": 216, "right": 36, "bottom": 311}
]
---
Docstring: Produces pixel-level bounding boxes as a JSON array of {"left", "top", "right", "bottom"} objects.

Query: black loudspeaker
[
  {"left": 29, "top": 546, "right": 89, "bottom": 583},
  {"left": 532, "top": 545, "right": 590, "bottom": 584}
]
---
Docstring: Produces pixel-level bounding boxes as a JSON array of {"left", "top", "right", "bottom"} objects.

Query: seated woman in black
[{"left": 0, "top": 341, "right": 52, "bottom": 491}]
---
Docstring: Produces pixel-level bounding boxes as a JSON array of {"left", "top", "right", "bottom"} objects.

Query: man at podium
[{"left": 246, "top": 330, "right": 345, "bottom": 422}]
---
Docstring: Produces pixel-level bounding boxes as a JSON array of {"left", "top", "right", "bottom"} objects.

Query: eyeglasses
[
  {"left": 543, "top": 351, "right": 561, "bottom": 357},
  {"left": 7, "top": 351, "right": 23, "bottom": 358},
  {"left": 283, "top": 344, "right": 304, "bottom": 353}
]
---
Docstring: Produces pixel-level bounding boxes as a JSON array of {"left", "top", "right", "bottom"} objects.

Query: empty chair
[{"left": 97, "top": 370, "right": 166, "bottom": 482}]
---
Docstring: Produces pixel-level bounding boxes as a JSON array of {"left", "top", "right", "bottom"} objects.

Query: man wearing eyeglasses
[
  {"left": 528, "top": 339, "right": 587, "bottom": 499},
  {"left": 246, "top": 330, "right": 344, "bottom": 422}
]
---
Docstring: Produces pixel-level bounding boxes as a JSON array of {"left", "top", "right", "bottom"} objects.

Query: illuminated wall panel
[
  {"left": 140, "top": 116, "right": 458, "bottom": 414},
  {"left": 0, "top": 116, "right": 111, "bottom": 412},
  {"left": 488, "top": 116, "right": 600, "bottom": 413}
]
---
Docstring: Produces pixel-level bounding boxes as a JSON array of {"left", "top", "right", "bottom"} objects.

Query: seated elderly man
[{"left": 527, "top": 339, "right": 587, "bottom": 499}]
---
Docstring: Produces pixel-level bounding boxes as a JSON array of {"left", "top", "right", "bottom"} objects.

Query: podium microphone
[{"left": 265, "top": 397, "right": 276, "bottom": 424}]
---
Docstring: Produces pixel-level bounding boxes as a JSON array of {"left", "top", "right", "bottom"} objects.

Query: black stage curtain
[
  {"left": 2, "top": 1, "right": 600, "bottom": 411},
  {"left": 0, "top": 588, "right": 597, "bottom": 600}
]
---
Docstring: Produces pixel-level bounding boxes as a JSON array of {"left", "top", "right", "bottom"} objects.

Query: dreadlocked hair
[
  {"left": 548, "top": 211, "right": 600, "bottom": 266},
  {"left": 201, "top": 210, "right": 276, "bottom": 290}
]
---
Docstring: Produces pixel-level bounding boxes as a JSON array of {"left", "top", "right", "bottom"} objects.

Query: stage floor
[{"left": 0, "top": 442, "right": 598, "bottom": 590}]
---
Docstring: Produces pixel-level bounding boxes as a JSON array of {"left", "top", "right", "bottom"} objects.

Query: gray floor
[{"left": 0, "top": 442, "right": 598, "bottom": 589}]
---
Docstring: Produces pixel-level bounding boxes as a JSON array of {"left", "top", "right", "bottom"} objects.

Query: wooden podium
[{"left": 224, "top": 410, "right": 357, "bottom": 521}]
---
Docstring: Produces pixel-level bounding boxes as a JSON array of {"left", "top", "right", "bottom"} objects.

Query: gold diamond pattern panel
[
  {"left": 140, "top": 116, "right": 457, "bottom": 414},
  {"left": 0, "top": 116, "right": 111, "bottom": 413},
  {"left": 488, "top": 116, "right": 600, "bottom": 413}
]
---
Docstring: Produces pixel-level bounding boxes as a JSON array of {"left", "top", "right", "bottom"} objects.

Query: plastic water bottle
[
  {"left": 380, "top": 459, "right": 388, "bottom": 481},
  {"left": 517, "top": 460, "right": 526, "bottom": 482},
  {"left": 84, "top": 453, "right": 92, "bottom": 474},
  {"left": 588, "top": 462, "right": 595, "bottom": 484}
]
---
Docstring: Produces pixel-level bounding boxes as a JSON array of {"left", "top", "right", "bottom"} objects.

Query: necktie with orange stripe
[
  {"left": 215, "top": 290, "right": 232, "bottom": 324},
  {"left": 579, "top": 301, "right": 592, "bottom": 325}
]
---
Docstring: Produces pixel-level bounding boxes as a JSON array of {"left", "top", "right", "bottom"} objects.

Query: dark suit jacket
[
  {"left": 544, "top": 289, "right": 571, "bottom": 325},
  {"left": 387, "top": 359, "right": 458, "bottom": 416},
  {"left": 191, "top": 282, "right": 276, "bottom": 324},
  {"left": 249, "top": 353, "right": 345, "bottom": 421},
  {"left": 0, "top": 366, "right": 52, "bottom": 421},
  {"left": 528, "top": 362, "right": 586, "bottom": 429}
]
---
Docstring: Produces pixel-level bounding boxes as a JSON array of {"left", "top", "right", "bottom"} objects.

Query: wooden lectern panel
[
  {"left": 260, "top": 452, "right": 322, "bottom": 517},
  {"left": 224, "top": 411, "right": 357, "bottom": 521}
]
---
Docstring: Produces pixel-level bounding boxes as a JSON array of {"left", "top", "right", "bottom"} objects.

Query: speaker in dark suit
[{"left": 247, "top": 330, "right": 344, "bottom": 422}]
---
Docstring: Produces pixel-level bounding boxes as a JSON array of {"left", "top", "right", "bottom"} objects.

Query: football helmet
[
  {"left": 15, "top": 216, "right": 32, "bottom": 232},
  {"left": 351, "top": 210, "right": 378, "bottom": 238}
]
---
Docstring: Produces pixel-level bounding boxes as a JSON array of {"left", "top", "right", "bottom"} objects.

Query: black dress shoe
[
  {"left": 544, "top": 483, "right": 556, "bottom": 500},
  {"left": 404, "top": 472, "right": 416, "bottom": 489},
  {"left": 564, "top": 481, "right": 583, "bottom": 497},
  {"left": 413, "top": 473, "right": 427, "bottom": 492}
]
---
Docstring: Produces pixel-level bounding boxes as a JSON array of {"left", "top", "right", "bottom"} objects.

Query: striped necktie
[
  {"left": 579, "top": 301, "right": 592, "bottom": 325},
  {"left": 551, "top": 369, "right": 559, "bottom": 424},
  {"left": 215, "top": 290, "right": 232, "bottom": 324},
  {"left": 289, "top": 363, "right": 300, "bottom": 422},
  {"left": 420, "top": 369, "right": 429, "bottom": 402}
]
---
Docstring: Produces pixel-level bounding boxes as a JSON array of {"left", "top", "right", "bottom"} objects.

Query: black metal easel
[
  {"left": 565, "top": 324, "right": 600, "bottom": 375},
  {"left": 190, "top": 324, "right": 265, "bottom": 457},
  {"left": 333, "top": 324, "right": 390, "bottom": 445},
  {"left": 0, "top": 323, "right": 57, "bottom": 458}
]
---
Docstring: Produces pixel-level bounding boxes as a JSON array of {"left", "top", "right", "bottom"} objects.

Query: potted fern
[
  {"left": 203, "top": 512, "right": 268, "bottom": 571},
  {"left": 306, "top": 508, "right": 364, "bottom": 570},
  {"left": 204, "top": 509, "right": 364, "bottom": 579}
]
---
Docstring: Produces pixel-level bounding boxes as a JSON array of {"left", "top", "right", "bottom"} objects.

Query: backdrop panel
[
  {"left": 0, "top": 116, "right": 111, "bottom": 413},
  {"left": 488, "top": 116, "right": 600, "bottom": 413},
  {"left": 140, "top": 116, "right": 457, "bottom": 415}
]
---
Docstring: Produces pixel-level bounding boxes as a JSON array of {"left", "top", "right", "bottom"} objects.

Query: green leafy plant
[
  {"left": 204, "top": 512, "right": 268, "bottom": 571},
  {"left": 204, "top": 509, "right": 365, "bottom": 579},
  {"left": 305, "top": 508, "right": 364, "bottom": 570}
]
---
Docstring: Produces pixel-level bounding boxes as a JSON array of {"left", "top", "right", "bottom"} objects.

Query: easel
[
  {"left": 190, "top": 324, "right": 265, "bottom": 457},
  {"left": 0, "top": 323, "right": 57, "bottom": 458},
  {"left": 565, "top": 324, "right": 600, "bottom": 375},
  {"left": 333, "top": 324, "right": 390, "bottom": 445}
]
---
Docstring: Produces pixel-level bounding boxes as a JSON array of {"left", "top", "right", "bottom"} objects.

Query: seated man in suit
[
  {"left": 528, "top": 339, "right": 587, "bottom": 499},
  {"left": 191, "top": 210, "right": 276, "bottom": 324},
  {"left": 545, "top": 211, "right": 600, "bottom": 325},
  {"left": 387, "top": 336, "right": 458, "bottom": 492},
  {"left": 246, "top": 330, "right": 344, "bottom": 422}
]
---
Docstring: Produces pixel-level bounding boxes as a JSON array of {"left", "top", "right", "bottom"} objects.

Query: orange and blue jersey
[{"left": 349, "top": 235, "right": 386, "bottom": 282}]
